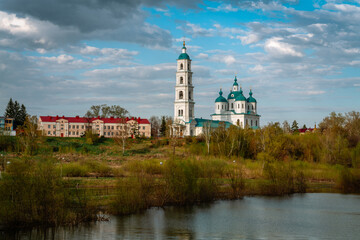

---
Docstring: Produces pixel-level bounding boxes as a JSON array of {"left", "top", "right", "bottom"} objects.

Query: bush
[{"left": 337, "top": 167, "right": 360, "bottom": 193}]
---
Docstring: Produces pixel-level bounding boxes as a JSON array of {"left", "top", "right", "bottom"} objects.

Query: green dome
[
  {"left": 178, "top": 53, "right": 190, "bottom": 60},
  {"left": 215, "top": 89, "right": 228, "bottom": 103},
  {"left": 233, "top": 76, "right": 238, "bottom": 86},
  {"left": 235, "top": 88, "right": 247, "bottom": 101},
  {"left": 228, "top": 91, "right": 240, "bottom": 100},
  {"left": 247, "top": 89, "right": 257, "bottom": 103}
]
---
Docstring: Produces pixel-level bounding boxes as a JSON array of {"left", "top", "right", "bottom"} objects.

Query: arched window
[
  {"left": 178, "top": 110, "right": 181, "bottom": 116},
  {"left": 181, "top": 110, "right": 183, "bottom": 116},
  {"left": 251, "top": 120, "right": 253, "bottom": 126},
  {"left": 188, "top": 77, "right": 190, "bottom": 84},
  {"left": 238, "top": 104, "right": 240, "bottom": 108},
  {"left": 248, "top": 105, "right": 250, "bottom": 110},
  {"left": 242, "top": 104, "right": 244, "bottom": 108},
  {"left": 222, "top": 105, "right": 224, "bottom": 109},
  {"left": 256, "top": 120, "right": 258, "bottom": 126},
  {"left": 189, "top": 91, "right": 191, "bottom": 99},
  {"left": 231, "top": 103, "right": 234, "bottom": 109},
  {"left": 180, "top": 63, "right": 183, "bottom": 70},
  {"left": 179, "top": 91, "right": 183, "bottom": 99},
  {"left": 188, "top": 63, "right": 190, "bottom": 70},
  {"left": 218, "top": 105, "right": 219, "bottom": 110},
  {"left": 180, "top": 77, "right": 183, "bottom": 84},
  {"left": 237, "top": 119, "right": 240, "bottom": 126}
]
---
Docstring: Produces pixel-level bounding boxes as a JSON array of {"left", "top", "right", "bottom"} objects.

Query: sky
[{"left": 0, "top": 0, "right": 359, "bottom": 127}]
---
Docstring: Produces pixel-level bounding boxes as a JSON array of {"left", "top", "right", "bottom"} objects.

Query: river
[{"left": 2, "top": 193, "right": 360, "bottom": 239}]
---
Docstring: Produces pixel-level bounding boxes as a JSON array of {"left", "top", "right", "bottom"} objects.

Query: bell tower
[{"left": 174, "top": 41, "right": 195, "bottom": 123}]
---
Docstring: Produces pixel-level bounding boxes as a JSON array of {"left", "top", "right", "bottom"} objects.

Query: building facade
[
  {"left": 38, "top": 116, "right": 151, "bottom": 138},
  {"left": 211, "top": 77, "right": 260, "bottom": 129},
  {"left": 0, "top": 117, "right": 15, "bottom": 136},
  {"left": 172, "top": 43, "right": 261, "bottom": 137}
]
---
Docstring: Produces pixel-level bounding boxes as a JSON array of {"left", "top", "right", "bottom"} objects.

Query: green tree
[
  {"left": 302, "top": 124, "right": 307, "bottom": 129},
  {"left": 160, "top": 116, "right": 167, "bottom": 137},
  {"left": 4, "top": 98, "right": 27, "bottom": 129},
  {"left": 291, "top": 120, "right": 299, "bottom": 133}
]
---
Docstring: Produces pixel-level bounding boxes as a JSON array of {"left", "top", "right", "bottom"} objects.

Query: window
[
  {"left": 237, "top": 119, "right": 240, "bottom": 126},
  {"left": 188, "top": 63, "right": 190, "bottom": 70},
  {"left": 53, "top": 131, "right": 55, "bottom": 134},
  {"left": 252, "top": 105, "right": 254, "bottom": 110},
  {"left": 180, "top": 63, "right": 183, "bottom": 70},
  {"left": 143, "top": 126, "right": 145, "bottom": 130},
  {"left": 188, "top": 77, "right": 190, "bottom": 84},
  {"left": 231, "top": 103, "right": 233, "bottom": 109},
  {"left": 251, "top": 120, "right": 253, "bottom": 126},
  {"left": 190, "top": 109, "right": 192, "bottom": 117},
  {"left": 256, "top": 120, "right": 258, "bottom": 126},
  {"left": 48, "top": 131, "right": 50, "bottom": 134},
  {"left": 180, "top": 77, "right": 183, "bottom": 84},
  {"left": 53, "top": 125, "right": 56, "bottom": 129},
  {"left": 238, "top": 104, "right": 240, "bottom": 108},
  {"left": 222, "top": 105, "right": 223, "bottom": 110},
  {"left": 77, "top": 125, "right": 79, "bottom": 129},
  {"left": 179, "top": 91, "right": 183, "bottom": 99},
  {"left": 48, "top": 125, "right": 50, "bottom": 128},
  {"left": 73, "top": 125, "right": 75, "bottom": 129},
  {"left": 248, "top": 105, "right": 250, "bottom": 110},
  {"left": 246, "top": 119, "right": 248, "bottom": 126},
  {"left": 189, "top": 91, "right": 191, "bottom": 99},
  {"left": 218, "top": 105, "right": 219, "bottom": 110},
  {"left": 112, "top": 126, "right": 114, "bottom": 130}
]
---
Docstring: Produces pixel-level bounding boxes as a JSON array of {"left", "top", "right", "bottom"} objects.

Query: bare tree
[
  {"left": 114, "top": 118, "right": 130, "bottom": 155},
  {"left": 149, "top": 116, "right": 161, "bottom": 138},
  {"left": 203, "top": 121, "right": 213, "bottom": 154}
]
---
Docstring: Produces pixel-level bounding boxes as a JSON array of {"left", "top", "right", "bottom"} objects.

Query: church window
[
  {"left": 237, "top": 119, "right": 240, "bottom": 126},
  {"left": 189, "top": 91, "right": 191, "bottom": 99},
  {"left": 248, "top": 105, "right": 250, "bottom": 110},
  {"left": 180, "top": 63, "right": 183, "bottom": 70},
  {"left": 251, "top": 120, "right": 253, "bottom": 126},
  {"left": 218, "top": 105, "right": 219, "bottom": 110},
  {"left": 181, "top": 110, "right": 183, "bottom": 116},
  {"left": 180, "top": 77, "right": 183, "bottom": 84},
  {"left": 222, "top": 105, "right": 223, "bottom": 110},
  {"left": 179, "top": 91, "right": 183, "bottom": 99},
  {"left": 256, "top": 120, "right": 258, "bottom": 126},
  {"left": 188, "top": 77, "right": 190, "bottom": 84},
  {"left": 238, "top": 104, "right": 240, "bottom": 109},
  {"left": 246, "top": 119, "right": 248, "bottom": 126},
  {"left": 242, "top": 104, "right": 244, "bottom": 108},
  {"left": 188, "top": 63, "right": 190, "bottom": 70},
  {"left": 231, "top": 103, "right": 233, "bottom": 109},
  {"left": 252, "top": 105, "right": 254, "bottom": 110}
]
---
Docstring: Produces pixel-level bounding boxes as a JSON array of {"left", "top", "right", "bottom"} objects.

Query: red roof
[
  {"left": 39, "top": 116, "right": 150, "bottom": 124},
  {"left": 298, "top": 128, "right": 314, "bottom": 133}
]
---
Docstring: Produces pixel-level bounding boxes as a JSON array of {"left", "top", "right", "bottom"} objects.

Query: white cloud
[
  {"left": 208, "top": 4, "right": 238, "bottom": 12},
  {"left": 264, "top": 37, "right": 303, "bottom": 57},
  {"left": 237, "top": 34, "right": 260, "bottom": 45}
]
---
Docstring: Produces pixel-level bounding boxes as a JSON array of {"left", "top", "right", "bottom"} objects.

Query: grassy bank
[{"left": 1, "top": 136, "right": 360, "bottom": 228}]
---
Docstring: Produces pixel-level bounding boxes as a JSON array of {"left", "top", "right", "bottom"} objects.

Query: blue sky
[{"left": 0, "top": 0, "right": 359, "bottom": 127}]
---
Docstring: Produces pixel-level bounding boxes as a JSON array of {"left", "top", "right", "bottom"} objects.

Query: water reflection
[{"left": 1, "top": 193, "right": 360, "bottom": 239}]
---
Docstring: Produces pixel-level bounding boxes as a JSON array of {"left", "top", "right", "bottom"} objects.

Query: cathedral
[{"left": 172, "top": 42, "right": 260, "bottom": 137}]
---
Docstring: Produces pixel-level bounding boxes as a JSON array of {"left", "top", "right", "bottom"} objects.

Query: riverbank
[{"left": 0, "top": 137, "right": 359, "bottom": 229}]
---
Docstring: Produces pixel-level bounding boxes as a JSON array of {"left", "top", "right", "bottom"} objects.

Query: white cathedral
[{"left": 172, "top": 42, "right": 260, "bottom": 137}]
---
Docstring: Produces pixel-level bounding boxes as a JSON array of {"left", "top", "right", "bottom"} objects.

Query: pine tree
[
  {"left": 302, "top": 124, "right": 307, "bottom": 129},
  {"left": 160, "top": 116, "right": 167, "bottom": 137},
  {"left": 4, "top": 98, "right": 27, "bottom": 129},
  {"left": 291, "top": 120, "right": 299, "bottom": 133}
]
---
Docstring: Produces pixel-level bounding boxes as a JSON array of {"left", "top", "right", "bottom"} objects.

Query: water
[{"left": 2, "top": 193, "right": 360, "bottom": 240}]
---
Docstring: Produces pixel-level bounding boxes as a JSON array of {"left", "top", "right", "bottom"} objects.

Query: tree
[
  {"left": 114, "top": 118, "right": 130, "bottom": 155},
  {"left": 282, "top": 120, "right": 291, "bottom": 134},
  {"left": 291, "top": 120, "right": 299, "bottom": 133},
  {"left": 149, "top": 116, "right": 161, "bottom": 138},
  {"left": 4, "top": 98, "right": 27, "bottom": 129},
  {"left": 160, "top": 116, "right": 167, "bottom": 137},
  {"left": 302, "top": 124, "right": 307, "bottom": 129},
  {"left": 85, "top": 104, "right": 128, "bottom": 118},
  {"left": 203, "top": 121, "right": 213, "bottom": 154}
]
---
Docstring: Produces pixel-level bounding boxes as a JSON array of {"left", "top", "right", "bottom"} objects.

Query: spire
[
  {"left": 249, "top": 88, "right": 253, "bottom": 96},
  {"left": 183, "top": 40, "right": 185, "bottom": 48},
  {"left": 219, "top": 88, "right": 223, "bottom": 96},
  {"left": 240, "top": 84, "right": 243, "bottom": 94},
  {"left": 233, "top": 76, "right": 238, "bottom": 86}
]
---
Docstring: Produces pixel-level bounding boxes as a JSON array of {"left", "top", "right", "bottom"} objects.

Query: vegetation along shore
[{"left": 0, "top": 111, "right": 359, "bottom": 229}]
